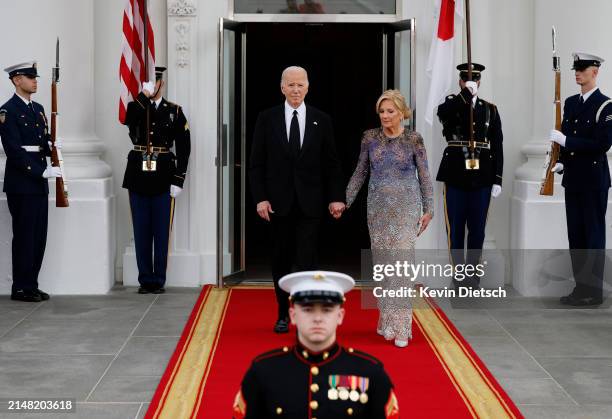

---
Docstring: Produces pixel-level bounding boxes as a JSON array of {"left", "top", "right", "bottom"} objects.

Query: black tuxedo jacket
[{"left": 249, "top": 104, "right": 345, "bottom": 217}]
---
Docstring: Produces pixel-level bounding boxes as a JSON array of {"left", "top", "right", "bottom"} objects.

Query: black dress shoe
[
  {"left": 560, "top": 294, "right": 603, "bottom": 306},
  {"left": 11, "top": 289, "right": 42, "bottom": 302},
  {"left": 152, "top": 287, "right": 165, "bottom": 294},
  {"left": 138, "top": 286, "right": 151, "bottom": 294},
  {"left": 274, "top": 318, "right": 289, "bottom": 334},
  {"left": 35, "top": 289, "right": 50, "bottom": 301}
]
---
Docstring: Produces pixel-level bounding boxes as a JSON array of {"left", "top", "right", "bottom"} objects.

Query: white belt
[{"left": 22, "top": 145, "right": 42, "bottom": 152}]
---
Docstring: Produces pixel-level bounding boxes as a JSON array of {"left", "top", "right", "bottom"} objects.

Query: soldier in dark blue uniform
[
  {"left": 436, "top": 63, "right": 503, "bottom": 288},
  {"left": 549, "top": 53, "right": 612, "bottom": 306},
  {"left": 0, "top": 61, "right": 61, "bottom": 302},
  {"left": 233, "top": 271, "right": 399, "bottom": 419},
  {"left": 122, "top": 67, "right": 191, "bottom": 294}
]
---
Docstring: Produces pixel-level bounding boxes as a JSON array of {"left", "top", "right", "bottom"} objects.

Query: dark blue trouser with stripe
[
  {"left": 444, "top": 184, "right": 492, "bottom": 281},
  {"left": 129, "top": 191, "right": 174, "bottom": 288}
]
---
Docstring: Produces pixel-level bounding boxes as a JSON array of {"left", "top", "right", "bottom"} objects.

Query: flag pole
[
  {"left": 144, "top": 0, "right": 152, "bottom": 169},
  {"left": 465, "top": 0, "right": 478, "bottom": 170}
]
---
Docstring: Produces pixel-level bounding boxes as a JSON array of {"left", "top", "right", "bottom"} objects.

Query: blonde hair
[{"left": 376, "top": 89, "right": 412, "bottom": 119}]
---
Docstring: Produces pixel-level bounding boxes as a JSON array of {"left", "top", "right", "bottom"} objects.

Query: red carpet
[{"left": 146, "top": 287, "right": 523, "bottom": 418}]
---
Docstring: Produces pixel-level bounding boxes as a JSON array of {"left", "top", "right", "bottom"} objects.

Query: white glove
[
  {"left": 491, "top": 184, "right": 502, "bottom": 198},
  {"left": 170, "top": 185, "right": 183, "bottom": 198},
  {"left": 551, "top": 162, "right": 564, "bottom": 173},
  {"left": 42, "top": 166, "right": 62, "bottom": 178},
  {"left": 142, "top": 81, "right": 155, "bottom": 97},
  {"left": 549, "top": 129, "right": 566, "bottom": 147},
  {"left": 465, "top": 81, "right": 478, "bottom": 96},
  {"left": 48, "top": 138, "right": 62, "bottom": 150}
]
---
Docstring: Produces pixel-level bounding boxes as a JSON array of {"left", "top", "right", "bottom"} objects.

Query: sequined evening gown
[{"left": 346, "top": 128, "right": 434, "bottom": 344}]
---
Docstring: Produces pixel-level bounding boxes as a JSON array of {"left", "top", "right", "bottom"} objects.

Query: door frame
[{"left": 217, "top": 15, "right": 417, "bottom": 287}]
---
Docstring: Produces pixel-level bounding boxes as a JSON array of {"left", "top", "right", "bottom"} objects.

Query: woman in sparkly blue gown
[{"left": 346, "top": 90, "right": 434, "bottom": 347}]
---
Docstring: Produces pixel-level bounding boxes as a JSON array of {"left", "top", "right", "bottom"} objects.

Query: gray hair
[{"left": 280, "top": 66, "right": 309, "bottom": 86}]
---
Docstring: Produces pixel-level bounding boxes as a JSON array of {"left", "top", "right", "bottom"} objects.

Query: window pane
[{"left": 234, "top": 0, "right": 396, "bottom": 14}]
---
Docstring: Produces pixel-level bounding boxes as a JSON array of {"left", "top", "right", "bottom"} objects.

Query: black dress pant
[
  {"left": 565, "top": 188, "right": 608, "bottom": 298},
  {"left": 270, "top": 203, "right": 320, "bottom": 319},
  {"left": 6, "top": 194, "right": 48, "bottom": 292}
]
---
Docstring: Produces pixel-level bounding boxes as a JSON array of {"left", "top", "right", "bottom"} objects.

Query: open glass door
[
  {"left": 217, "top": 18, "right": 246, "bottom": 286},
  {"left": 383, "top": 19, "right": 416, "bottom": 130}
]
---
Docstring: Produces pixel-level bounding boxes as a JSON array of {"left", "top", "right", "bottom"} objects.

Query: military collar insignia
[{"left": 0, "top": 109, "right": 6, "bottom": 124}]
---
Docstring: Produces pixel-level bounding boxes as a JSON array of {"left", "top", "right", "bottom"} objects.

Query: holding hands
[{"left": 329, "top": 202, "right": 346, "bottom": 219}]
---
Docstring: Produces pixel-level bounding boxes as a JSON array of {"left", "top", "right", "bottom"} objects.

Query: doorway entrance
[{"left": 217, "top": 20, "right": 415, "bottom": 285}]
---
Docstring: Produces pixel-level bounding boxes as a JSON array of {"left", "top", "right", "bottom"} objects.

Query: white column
[{"left": 0, "top": 0, "right": 114, "bottom": 294}]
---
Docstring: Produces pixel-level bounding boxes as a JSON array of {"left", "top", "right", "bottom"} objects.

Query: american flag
[{"left": 119, "top": 0, "right": 156, "bottom": 123}]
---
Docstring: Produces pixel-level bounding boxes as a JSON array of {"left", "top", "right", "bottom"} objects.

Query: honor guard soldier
[
  {"left": 0, "top": 61, "right": 61, "bottom": 302},
  {"left": 122, "top": 66, "right": 191, "bottom": 294},
  {"left": 436, "top": 63, "right": 503, "bottom": 288},
  {"left": 233, "top": 271, "right": 400, "bottom": 419},
  {"left": 549, "top": 53, "right": 612, "bottom": 306}
]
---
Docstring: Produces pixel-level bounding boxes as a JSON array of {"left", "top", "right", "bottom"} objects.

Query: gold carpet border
[
  {"left": 413, "top": 315, "right": 477, "bottom": 417},
  {"left": 156, "top": 287, "right": 230, "bottom": 419},
  {"left": 414, "top": 295, "right": 517, "bottom": 419},
  {"left": 152, "top": 286, "right": 211, "bottom": 418}
]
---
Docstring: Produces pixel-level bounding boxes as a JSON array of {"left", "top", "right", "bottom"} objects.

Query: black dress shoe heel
[{"left": 11, "top": 290, "right": 42, "bottom": 303}]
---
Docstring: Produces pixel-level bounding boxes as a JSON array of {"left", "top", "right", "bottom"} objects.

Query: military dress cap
[
  {"left": 155, "top": 66, "right": 167, "bottom": 80},
  {"left": 3, "top": 61, "right": 39, "bottom": 78},
  {"left": 457, "top": 62, "right": 485, "bottom": 81},
  {"left": 572, "top": 52, "right": 604, "bottom": 70},
  {"left": 279, "top": 271, "right": 355, "bottom": 304}
]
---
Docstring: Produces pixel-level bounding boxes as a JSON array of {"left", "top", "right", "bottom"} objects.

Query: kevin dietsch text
[{"left": 373, "top": 286, "right": 507, "bottom": 299}]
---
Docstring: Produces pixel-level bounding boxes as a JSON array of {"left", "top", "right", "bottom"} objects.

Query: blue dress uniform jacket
[
  {"left": 233, "top": 343, "right": 399, "bottom": 419},
  {"left": 0, "top": 94, "right": 52, "bottom": 293},
  {"left": 0, "top": 94, "right": 52, "bottom": 194},
  {"left": 436, "top": 87, "right": 504, "bottom": 189},
  {"left": 559, "top": 89, "right": 612, "bottom": 190},
  {"left": 122, "top": 92, "right": 191, "bottom": 195}
]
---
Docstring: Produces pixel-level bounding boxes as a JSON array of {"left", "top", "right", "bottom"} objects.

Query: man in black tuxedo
[{"left": 249, "top": 66, "right": 346, "bottom": 333}]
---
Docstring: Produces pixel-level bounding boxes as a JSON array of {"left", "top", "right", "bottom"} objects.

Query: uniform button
[
  {"left": 310, "top": 366, "right": 319, "bottom": 376},
  {"left": 39, "top": 135, "right": 42, "bottom": 138},
  {"left": 573, "top": 131, "right": 577, "bottom": 134},
  {"left": 347, "top": 407, "right": 354, "bottom": 415},
  {"left": 348, "top": 348, "right": 354, "bottom": 353},
  {"left": 276, "top": 407, "right": 283, "bottom": 415},
  {"left": 310, "top": 400, "right": 318, "bottom": 410},
  {"left": 310, "top": 383, "right": 319, "bottom": 393},
  {"left": 152, "top": 122, "right": 156, "bottom": 125},
  {"left": 27, "top": 166, "right": 31, "bottom": 170},
  {"left": 323, "top": 352, "right": 329, "bottom": 360},
  {"left": 594, "top": 161, "right": 597, "bottom": 164},
  {"left": 570, "top": 152, "right": 575, "bottom": 156},
  {"left": 302, "top": 350, "right": 309, "bottom": 359},
  {"left": 282, "top": 346, "right": 289, "bottom": 352},
  {"left": 24, "top": 123, "right": 28, "bottom": 126},
  {"left": 574, "top": 119, "right": 578, "bottom": 123},
  {"left": 36, "top": 123, "right": 39, "bottom": 127}
]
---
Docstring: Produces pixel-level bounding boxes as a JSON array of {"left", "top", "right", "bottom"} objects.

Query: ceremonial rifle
[
  {"left": 540, "top": 26, "right": 561, "bottom": 196},
  {"left": 50, "top": 37, "right": 69, "bottom": 207}
]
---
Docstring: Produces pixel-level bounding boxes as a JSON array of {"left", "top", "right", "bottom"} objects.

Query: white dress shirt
[
  {"left": 16, "top": 93, "right": 32, "bottom": 106},
  {"left": 152, "top": 97, "right": 162, "bottom": 108},
  {"left": 580, "top": 86, "right": 598, "bottom": 103},
  {"left": 284, "top": 101, "right": 306, "bottom": 146}
]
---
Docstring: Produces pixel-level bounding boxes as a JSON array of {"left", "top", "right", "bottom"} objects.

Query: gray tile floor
[{"left": 0, "top": 286, "right": 611, "bottom": 418}]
